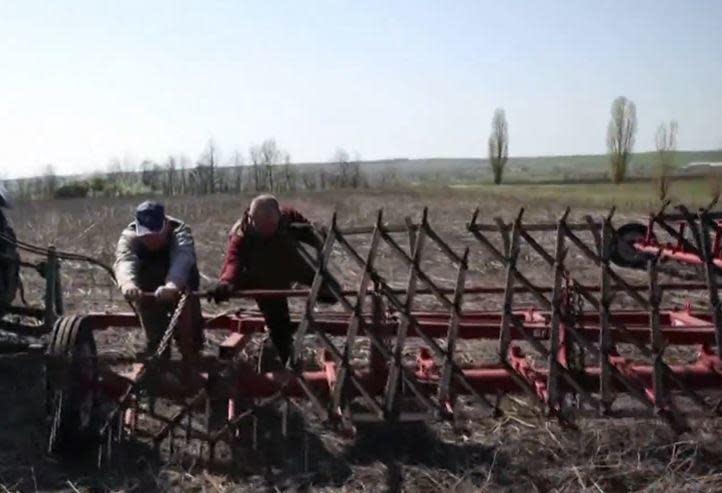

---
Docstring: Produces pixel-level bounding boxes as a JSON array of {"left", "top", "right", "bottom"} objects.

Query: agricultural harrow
[{"left": 5, "top": 200, "right": 722, "bottom": 466}]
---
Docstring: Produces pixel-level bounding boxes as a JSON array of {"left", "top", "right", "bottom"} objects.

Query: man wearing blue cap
[{"left": 114, "top": 201, "right": 203, "bottom": 368}]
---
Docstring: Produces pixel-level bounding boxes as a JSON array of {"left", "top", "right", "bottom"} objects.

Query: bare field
[{"left": 4, "top": 186, "right": 722, "bottom": 492}]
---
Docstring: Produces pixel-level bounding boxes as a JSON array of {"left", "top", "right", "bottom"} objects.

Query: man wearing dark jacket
[{"left": 209, "top": 194, "right": 333, "bottom": 364}]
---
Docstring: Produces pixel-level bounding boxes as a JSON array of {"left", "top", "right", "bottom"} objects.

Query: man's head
[
  {"left": 249, "top": 194, "right": 281, "bottom": 238},
  {"left": 135, "top": 201, "right": 170, "bottom": 251}
]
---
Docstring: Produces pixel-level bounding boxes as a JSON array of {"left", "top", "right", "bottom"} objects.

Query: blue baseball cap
[{"left": 135, "top": 201, "right": 166, "bottom": 236}]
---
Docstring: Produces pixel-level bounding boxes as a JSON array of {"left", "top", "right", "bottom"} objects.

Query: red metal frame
[
  {"left": 83, "top": 308, "right": 718, "bottom": 345},
  {"left": 91, "top": 305, "right": 722, "bottom": 409},
  {"left": 633, "top": 216, "right": 722, "bottom": 268}
]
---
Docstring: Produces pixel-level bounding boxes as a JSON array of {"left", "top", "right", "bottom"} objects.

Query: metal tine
[
  {"left": 376, "top": 212, "right": 498, "bottom": 412},
  {"left": 209, "top": 409, "right": 253, "bottom": 444},
  {"left": 380, "top": 281, "right": 498, "bottom": 413},
  {"left": 423, "top": 210, "right": 466, "bottom": 265},
  {"left": 384, "top": 209, "right": 426, "bottom": 417},
  {"left": 584, "top": 214, "right": 602, "bottom": 255},
  {"left": 498, "top": 208, "right": 525, "bottom": 359},
  {"left": 660, "top": 203, "right": 722, "bottom": 282},
  {"left": 471, "top": 211, "right": 618, "bottom": 413},
  {"left": 494, "top": 216, "right": 511, "bottom": 256},
  {"left": 476, "top": 208, "right": 599, "bottom": 413},
  {"left": 648, "top": 254, "right": 668, "bottom": 412},
  {"left": 498, "top": 357, "right": 550, "bottom": 413},
  {"left": 599, "top": 213, "right": 614, "bottom": 410},
  {"left": 519, "top": 228, "right": 556, "bottom": 266},
  {"left": 185, "top": 407, "right": 192, "bottom": 444},
  {"left": 291, "top": 212, "right": 338, "bottom": 362},
  {"left": 563, "top": 226, "right": 650, "bottom": 309},
  {"left": 438, "top": 247, "right": 469, "bottom": 407},
  {"left": 314, "top": 328, "right": 385, "bottom": 418},
  {"left": 674, "top": 205, "right": 722, "bottom": 283},
  {"left": 569, "top": 247, "right": 713, "bottom": 413},
  {"left": 295, "top": 241, "right": 438, "bottom": 416},
  {"left": 511, "top": 215, "right": 654, "bottom": 407},
  {"left": 549, "top": 215, "right": 709, "bottom": 416},
  {"left": 331, "top": 209, "right": 384, "bottom": 417},
  {"left": 153, "top": 389, "right": 207, "bottom": 444},
  {"left": 469, "top": 217, "right": 552, "bottom": 310},
  {"left": 299, "top": 226, "right": 434, "bottom": 407},
  {"left": 380, "top": 229, "right": 455, "bottom": 310},
  {"left": 692, "top": 207, "right": 722, "bottom": 357},
  {"left": 653, "top": 203, "right": 702, "bottom": 258},
  {"left": 505, "top": 298, "right": 601, "bottom": 412},
  {"left": 283, "top": 215, "right": 340, "bottom": 421},
  {"left": 494, "top": 209, "right": 568, "bottom": 415},
  {"left": 422, "top": 213, "right": 500, "bottom": 411},
  {"left": 405, "top": 216, "right": 417, "bottom": 257},
  {"left": 706, "top": 193, "right": 720, "bottom": 212},
  {"left": 547, "top": 207, "right": 570, "bottom": 409},
  {"left": 326, "top": 221, "right": 491, "bottom": 414}
]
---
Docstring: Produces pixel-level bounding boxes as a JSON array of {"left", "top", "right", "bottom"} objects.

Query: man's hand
[
  {"left": 155, "top": 282, "right": 180, "bottom": 303},
  {"left": 208, "top": 281, "right": 232, "bottom": 303},
  {"left": 121, "top": 283, "right": 142, "bottom": 302}
]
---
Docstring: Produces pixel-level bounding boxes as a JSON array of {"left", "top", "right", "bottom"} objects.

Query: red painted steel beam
[
  {"left": 132, "top": 282, "right": 719, "bottom": 302},
  {"left": 635, "top": 243, "right": 717, "bottom": 267},
  {"left": 222, "top": 359, "right": 722, "bottom": 400},
  {"left": 103, "top": 347, "right": 722, "bottom": 402},
  {"left": 81, "top": 310, "right": 718, "bottom": 345}
]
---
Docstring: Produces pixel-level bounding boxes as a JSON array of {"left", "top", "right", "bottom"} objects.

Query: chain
[
  {"left": 151, "top": 292, "right": 189, "bottom": 360},
  {"left": 98, "top": 293, "right": 189, "bottom": 437}
]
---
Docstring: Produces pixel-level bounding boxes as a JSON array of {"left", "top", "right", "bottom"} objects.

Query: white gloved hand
[
  {"left": 155, "top": 282, "right": 180, "bottom": 303},
  {"left": 121, "top": 284, "right": 142, "bottom": 302}
]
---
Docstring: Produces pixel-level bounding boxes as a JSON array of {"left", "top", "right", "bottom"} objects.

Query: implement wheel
[
  {"left": 46, "top": 315, "right": 100, "bottom": 454},
  {"left": 610, "top": 222, "right": 654, "bottom": 270}
]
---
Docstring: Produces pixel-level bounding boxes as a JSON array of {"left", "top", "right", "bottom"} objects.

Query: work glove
[
  {"left": 155, "top": 282, "right": 180, "bottom": 303},
  {"left": 121, "top": 283, "right": 142, "bottom": 302},
  {"left": 208, "top": 281, "right": 233, "bottom": 303}
]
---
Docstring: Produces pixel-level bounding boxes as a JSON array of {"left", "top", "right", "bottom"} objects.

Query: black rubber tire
[
  {"left": 46, "top": 315, "right": 100, "bottom": 455},
  {"left": 610, "top": 222, "right": 654, "bottom": 270}
]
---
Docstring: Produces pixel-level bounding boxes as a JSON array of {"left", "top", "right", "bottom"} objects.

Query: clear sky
[{"left": 1, "top": 0, "right": 721, "bottom": 178}]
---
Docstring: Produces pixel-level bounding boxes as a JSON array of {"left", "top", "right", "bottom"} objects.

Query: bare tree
[
  {"left": 232, "top": 151, "right": 244, "bottom": 193},
  {"left": 42, "top": 164, "right": 58, "bottom": 198},
  {"left": 140, "top": 160, "right": 163, "bottom": 191},
  {"left": 653, "top": 120, "right": 678, "bottom": 200},
  {"left": 260, "top": 139, "right": 281, "bottom": 191},
  {"left": 331, "top": 147, "right": 351, "bottom": 188},
  {"left": 178, "top": 155, "right": 191, "bottom": 195},
  {"left": 164, "top": 156, "right": 176, "bottom": 196},
  {"left": 301, "top": 169, "right": 317, "bottom": 190},
  {"left": 249, "top": 139, "right": 285, "bottom": 192},
  {"left": 350, "top": 151, "right": 364, "bottom": 188},
  {"left": 379, "top": 166, "right": 399, "bottom": 188},
  {"left": 249, "top": 145, "right": 263, "bottom": 191},
  {"left": 607, "top": 96, "right": 637, "bottom": 184},
  {"left": 488, "top": 109, "right": 509, "bottom": 185},
  {"left": 194, "top": 140, "right": 219, "bottom": 194},
  {"left": 282, "top": 152, "right": 295, "bottom": 192}
]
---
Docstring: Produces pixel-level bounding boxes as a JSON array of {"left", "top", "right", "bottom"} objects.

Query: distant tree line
[{"left": 4, "top": 138, "right": 369, "bottom": 200}]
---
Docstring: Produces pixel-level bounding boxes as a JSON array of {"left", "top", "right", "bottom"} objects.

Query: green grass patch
[{"left": 449, "top": 177, "right": 719, "bottom": 211}]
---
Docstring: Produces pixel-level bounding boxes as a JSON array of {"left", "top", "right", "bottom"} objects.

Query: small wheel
[
  {"left": 46, "top": 315, "right": 100, "bottom": 454},
  {"left": 610, "top": 223, "right": 654, "bottom": 270}
]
